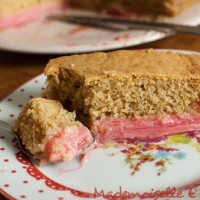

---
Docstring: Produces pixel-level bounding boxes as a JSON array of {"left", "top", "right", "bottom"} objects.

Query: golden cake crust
[{"left": 45, "top": 49, "right": 200, "bottom": 80}]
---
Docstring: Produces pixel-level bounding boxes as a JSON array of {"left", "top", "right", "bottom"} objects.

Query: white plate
[
  {"left": 0, "top": 2, "right": 200, "bottom": 54},
  {"left": 0, "top": 50, "right": 200, "bottom": 200}
]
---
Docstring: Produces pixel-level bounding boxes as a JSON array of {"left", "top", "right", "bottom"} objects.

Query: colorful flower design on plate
[{"left": 105, "top": 131, "right": 200, "bottom": 176}]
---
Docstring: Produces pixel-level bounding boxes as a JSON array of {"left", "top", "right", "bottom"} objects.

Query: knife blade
[{"left": 49, "top": 14, "right": 200, "bottom": 35}]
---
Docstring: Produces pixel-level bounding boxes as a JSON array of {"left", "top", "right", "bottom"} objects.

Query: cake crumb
[
  {"left": 111, "top": 153, "right": 118, "bottom": 156},
  {"left": 69, "top": 64, "right": 75, "bottom": 68}
]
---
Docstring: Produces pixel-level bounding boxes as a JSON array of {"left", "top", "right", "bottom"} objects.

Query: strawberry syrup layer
[
  {"left": 43, "top": 125, "right": 93, "bottom": 163},
  {"left": 0, "top": 3, "right": 62, "bottom": 29},
  {"left": 91, "top": 114, "right": 200, "bottom": 144}
]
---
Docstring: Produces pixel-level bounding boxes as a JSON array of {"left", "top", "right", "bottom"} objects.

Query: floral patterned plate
[
  {"left": 0, "top": 2, "right": 200, "bottom": 54},
  {"left": 0, "top": 50, "right": 200, "bottom": 200}
]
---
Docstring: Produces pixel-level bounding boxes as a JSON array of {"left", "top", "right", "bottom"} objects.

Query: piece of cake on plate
[
  {"left": 13, "top": 97, "right": 94, "bottom": 164},
  {"left": 0, "top": 0, "right": 63, "bottom": 29},
  {"left": 44, "top": 49, "right": 200, "bottom": 144},
  {"left": 68, "top": 0, "right": 197, "bottom": 16}
]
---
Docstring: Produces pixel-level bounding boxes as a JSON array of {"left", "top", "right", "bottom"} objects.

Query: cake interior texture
[
  {"left": 44, "top": 50, "right": 200, "bottom": 126},
  {"left": 13, "top": 97, "right": 91, "bottom": 161},
  {"left": 0, "top": 0, "right": 63, "bottom": 29},
  {"left": 0, "top": 0, "right": 61, "bottom": 16}
]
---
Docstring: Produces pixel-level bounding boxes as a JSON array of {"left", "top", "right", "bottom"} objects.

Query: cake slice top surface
[{"left": 45, "top": 50, "right": 200, "bottom": 79}]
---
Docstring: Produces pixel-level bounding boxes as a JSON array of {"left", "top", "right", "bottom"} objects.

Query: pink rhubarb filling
[
  {"left": 0, "top": 2, "right": 62, "bottom": 29},
  {"left": 91, "top": 113, "right": 200, "bottom": 144},
  {"left": 43, "top": 125, "right": 93, "bottom": 163}
]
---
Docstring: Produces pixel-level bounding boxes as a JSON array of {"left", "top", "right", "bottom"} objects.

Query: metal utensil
[
  {"left": 0, "top": 120, "right": 96, "bottom": 158},
  {"left": 49, "top": 14, "right": 200, "bottom": 35},
  {"left": 0, "top": 120, "right": 34, "bottom": 158}
]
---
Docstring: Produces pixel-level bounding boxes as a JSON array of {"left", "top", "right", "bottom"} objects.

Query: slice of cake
[
  {"left": 13, "top": 97, "right": 94, "bottom": 164},
  {"left": 44, "top": 49, "right": 200, "bottom": 144},
  {"left": 0, "top": 0, "right": 198, "bottom": 29},
  {"left": 68, "top": 0, "right": 197, "bottom": 16},
  {"left": 0, "top": 0, "right": 63, "bottom": 29}
]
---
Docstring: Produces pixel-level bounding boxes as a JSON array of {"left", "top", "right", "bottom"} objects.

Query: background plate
[{"left": 0, "top": 2, "right": 200, "bottom": 54}]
